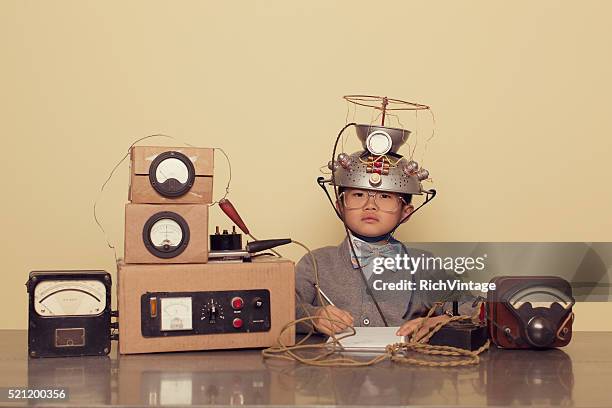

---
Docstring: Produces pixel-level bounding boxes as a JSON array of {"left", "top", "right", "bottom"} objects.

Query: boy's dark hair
[{"left": 338, "top": 187, "right": 412, "bottom": 205}]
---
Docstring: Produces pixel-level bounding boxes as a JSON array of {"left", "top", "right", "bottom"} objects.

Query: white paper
[{"left": 326, "top": 326, "right": 403, "bottom": 351}]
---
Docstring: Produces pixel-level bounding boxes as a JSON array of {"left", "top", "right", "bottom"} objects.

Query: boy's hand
[
  {"left": 312, "top": 306, "right": 354, "bottom": 335},
  {"left": 396, "top": 314, "right": 451, "bottom": 340}
]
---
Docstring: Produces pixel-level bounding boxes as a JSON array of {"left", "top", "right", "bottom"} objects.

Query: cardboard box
[
  {"left": 129, "top": 146, "right": 214, "bottom": 204},
  {"left": 124, "top": 203, "right": 208, "bottom": 264},
  {"left": 117, "top": 259, "right": 296, "bottom": 354}
]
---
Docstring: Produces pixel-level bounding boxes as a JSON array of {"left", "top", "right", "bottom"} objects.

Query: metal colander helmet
[{"left": 327, "top": 124, "right": 430, "bottom": 195}]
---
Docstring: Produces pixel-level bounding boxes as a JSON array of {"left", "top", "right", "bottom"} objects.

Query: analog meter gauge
[
  {"left": 26, "top": 270, "right": 112, "bottom": 358},
  {"left": 507, "top": 283, "right": 575, "bottom": 348},
  {"left": 34, "top": 280, "right": 107, "bottom": 316},
  {"left": 149, "top": 151, "right": 195, "bottom": 197},
  {"left": 160, "top": 297, "right": 193, "bottom": 332},
  {"left": 143, "top": 211, "right": 190, "bottom": 258}
]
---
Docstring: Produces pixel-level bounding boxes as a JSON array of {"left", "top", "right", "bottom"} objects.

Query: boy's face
[{"left": 336, "top": 188, "right": 414, "bottom": 238}]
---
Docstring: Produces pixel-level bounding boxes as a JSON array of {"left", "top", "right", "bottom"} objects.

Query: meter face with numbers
[
  {"left": 34, "top": 280, "right": 107, "bottom": 316},
  {"left": 149, "top": 151, "right": 195, "bottom": 197},
  {"left": 149, "top": 219, "right": 184, "bottom": 251},
  {"left": 143, "top": 211, "right": 191, "bottom": 258}
]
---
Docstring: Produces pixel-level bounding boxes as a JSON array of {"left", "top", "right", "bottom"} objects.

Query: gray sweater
[{"left": 295, "top": 238, "right": 474, "bottom": 333}]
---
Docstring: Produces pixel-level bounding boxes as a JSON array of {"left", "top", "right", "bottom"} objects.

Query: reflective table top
[{"left": 1, "top": 330, "right": 611, "bottom": 407}]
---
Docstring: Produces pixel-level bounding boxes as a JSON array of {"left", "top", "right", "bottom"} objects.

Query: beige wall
[{"left": 1, "top": 1, "right": 610, "bottom": 330}]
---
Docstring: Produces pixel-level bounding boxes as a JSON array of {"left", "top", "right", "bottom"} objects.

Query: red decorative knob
[{"left": 232, "top": 318, "right": 243, "bottom": 329}]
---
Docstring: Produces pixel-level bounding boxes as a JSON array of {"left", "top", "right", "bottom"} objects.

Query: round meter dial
[
  {"left": 149, "top": 151, "right": 195, "bottom": 197},
  {"left": 143, "top": 211, "right": 190, "bottom": 258}
]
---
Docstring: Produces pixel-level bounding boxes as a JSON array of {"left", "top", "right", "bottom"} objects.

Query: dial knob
[
  {"left": 201, "top": 300, "right": 224, "bottom": 324},
  {"left": 526, "top": 316, "right": 555, "bottom": 348},
  {"left": 208, "top": 303, "right": 218, "bottom": 324}
]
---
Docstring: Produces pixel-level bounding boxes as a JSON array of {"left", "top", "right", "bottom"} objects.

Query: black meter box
[
  {"left": 26, "top": 270, "right": 112, "bottom": 358},
  {"left": 117, "top": 258, "right": 295, "bottom": 354}
]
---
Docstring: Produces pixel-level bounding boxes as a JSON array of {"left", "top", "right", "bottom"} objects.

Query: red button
[
  {"left": 231, "top": 297, "right": 244, "bottom": 310},
  {"left": 232, "top": 318, "right": 243, "bottom": 329}
]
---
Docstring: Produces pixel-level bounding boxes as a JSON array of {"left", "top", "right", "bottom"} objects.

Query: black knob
[
  {"left": 209, "top": 305, "right": 218, "bottom": 324},
  {"left": 526, "top": 316, "right": 555, "bottom": 348}
]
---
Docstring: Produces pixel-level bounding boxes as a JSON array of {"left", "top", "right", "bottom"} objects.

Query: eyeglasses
[{"left": 340, "top": 189, "right": 406, "bottom": 213}]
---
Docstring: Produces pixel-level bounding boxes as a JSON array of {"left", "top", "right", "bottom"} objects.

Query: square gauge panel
[
  {"left": 160, "top": 297, "right": 193, "bottom": 331},
  {"left": 26, "top": 270, "right": 112, "bottom": 358}
]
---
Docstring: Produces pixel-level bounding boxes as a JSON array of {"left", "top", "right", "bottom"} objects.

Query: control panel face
[{"left": 141, "top": 290, "right": 271, "bottom": 337}]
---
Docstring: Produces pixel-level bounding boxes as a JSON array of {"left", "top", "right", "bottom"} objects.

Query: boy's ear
[
  {"left": 400, "top": 204, "right": 414, "bottom": 224},
  {"left": 335, "top": 200, "right": 344, "bottom": 218}
]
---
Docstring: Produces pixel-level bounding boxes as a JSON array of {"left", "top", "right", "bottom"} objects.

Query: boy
[{"left": 295, "top": 124, "right": 472, "bottom": 339}]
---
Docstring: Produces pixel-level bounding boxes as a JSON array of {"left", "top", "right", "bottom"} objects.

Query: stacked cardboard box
[{"left": 118, "top": 146, "right": 295, "bottom": 354}]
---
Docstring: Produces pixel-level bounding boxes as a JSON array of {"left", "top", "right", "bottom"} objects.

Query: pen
[{"left": 314, "top": 284, "right": 335, "bottom": 306}]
